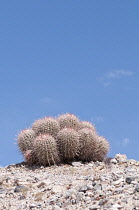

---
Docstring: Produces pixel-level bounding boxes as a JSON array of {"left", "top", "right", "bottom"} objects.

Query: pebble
[
  {"left": 125, "top": 177, "right": 133, "bottom": 184},
  {"left": 134, "top": 184, "right": 139, "bottom": 192},
  {"left": 71, "top": 162, "right": 83, "bottom": 167},
  {"left": 14, "top": 185, "right": 29, "bottom": 193},
  {"left": 0, "top": 154, "right": 139, "bottom": 209}
]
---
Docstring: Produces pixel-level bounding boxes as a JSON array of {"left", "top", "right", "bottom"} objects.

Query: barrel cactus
[
  {"left": 57, "top": 113, "right": 80, "bottom": 131},
  {"left": 32, "top": 117, "right": 60, "bottom": 137},
  {"left": 78, "top": 128, "right": 98, "bottom": 161},
  {"left": 93, "top": 136, "right": 109, "bottom": 161},
  {"left": 57, "top": 128, "right": 80, "bottom": 162},
  {"left": 17, "top": 129, "right": 36, "bottom": 154},
  {"left": 33, "top": 134, "right": 60, "bottom": 166}
]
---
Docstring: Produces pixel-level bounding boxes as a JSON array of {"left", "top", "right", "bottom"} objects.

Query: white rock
[
  {"left": 51, "top": 185, "right": 66, "bottom": 194},
  {"left": 115, "top": 154, "right": 127, "bottom": 162}
]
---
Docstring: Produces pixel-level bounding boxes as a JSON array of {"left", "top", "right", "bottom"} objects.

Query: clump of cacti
[{"left": 17, "top": 113, "right": 110, "bottom": 166}]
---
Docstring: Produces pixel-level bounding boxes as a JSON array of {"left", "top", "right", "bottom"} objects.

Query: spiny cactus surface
[
  {"left": 58, "top": 113, "right": 80, "bottom": 131},
  {"left": 78, "top": 128, "right": 98, "bottom": 161},
  {"left": 33, "top": 134, "right": 60, "bottom": 166},
  {"left": 17, "top": 129, "right": 36, "bottom": 154},
  {"left": 93, "top": 136, "right": 110, "bottom": 161},
  {"left": 79, "top": 121, "right": 96, "bottom": 133},
  {"left": 32, "top": 117, "right": 60, "bottom": 137},
  {"left": 57, "top": 128, "right": 79, "bottom": 162}
]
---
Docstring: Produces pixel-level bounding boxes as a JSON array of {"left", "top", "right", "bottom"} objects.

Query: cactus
[
  {"left": 57, "top": 113, "right": 80, "bottom": 131},
  {"left": 78, "top": 128, "right": 98, "bottom": 162},
  {"left": 33, "top": 134, "right": 60, "bottom": 166},
  {"left": 32, "top": 117, "right": 60, "bottom": 137},
  {"left": 79, "top": 121, "right": 96, "bottom": 133},
  {"left": 93, "top": 136, "right": 109, "bottom": 161},
  {"left": 17, "top": 129, "right": 36, "bottom": 154},
  {"left": 57, "top": 128, "right": 79, "bottom": 162}
]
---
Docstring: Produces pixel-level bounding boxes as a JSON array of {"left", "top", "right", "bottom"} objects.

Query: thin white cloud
[
  {"left": 91, "top": 116, "right": 104, "bottom": 123},
  {"left": 98, "top": 70, "right": 134, "bottom": 87},
  {"left": 106, "top": 70, "right": 133, "bottom": 79},
  {"left": 122, "top": 138, "right": 130, "bottom": 146}
]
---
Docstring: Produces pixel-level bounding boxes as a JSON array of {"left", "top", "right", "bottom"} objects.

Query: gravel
[{"left": 0, "top": 154, "right": 139, "bottom": 209}]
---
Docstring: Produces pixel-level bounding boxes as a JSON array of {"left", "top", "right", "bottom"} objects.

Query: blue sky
[{"left": 0, "top": 1, "right": 139, "bottom": 167}]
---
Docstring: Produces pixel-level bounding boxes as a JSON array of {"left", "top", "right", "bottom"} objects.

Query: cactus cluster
[{"left": 17, "top": 113, "right": 109, "bottom": 166}]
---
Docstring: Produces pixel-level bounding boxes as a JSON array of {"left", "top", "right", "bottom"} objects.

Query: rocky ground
[{"left": 0, "top": 154, "right": 139, "bottom": 210}]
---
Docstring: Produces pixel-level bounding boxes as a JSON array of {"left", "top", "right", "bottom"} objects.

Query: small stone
[
  {"left": 134, "top": 184, "right": 139, "bottom": 192},
  {"left": 87, "top": 184, "right": 93, "bottom": 190},
  {"left": 29, "top": 204, "right": 37, "bottom": 208},
  {"left": 115, "top": 154, "right": 127, "bottom": 162},
  {"left": 125, "top": 177, "right": 133, "bottom": 184},
  {"left": 111, "top": 203, "right": 122, "bottom": 209},
  {"left": 97, "top": 190, "right": 105, "bottom": 196},
  {"left": 51, "top": 185, "right": 66, "bottom": 194},
  {"left": 99, "top": 198, "right": 108, "bottom": 206},
  {"left": 72, "top": 162, "right": 83, "bottom": 167},
  {"left": 89, "top": 205, "right": 100, "bottom": 210},
  {"left": 65, "top": 189, "right": 76, "bottom": 198},
  {"left": 52, "top": 206, "right": 61, "bottom": 210},
  {"left": 78, "top": 185, "right": 88, "bottom": 193},
  {"left": 114, "top": 177, "right": 124, "bottom": 185},
  {"left": 37, "top": 182, "right": 46, "bottom": 188},
  {"left": 0, "top": 188, "right": 7, "bottom": 194},
  {"left": 14, "top": 185, "right": 29, "bottom": 193},
  {"left": 110, "top": 158, "right": 118, "bottom": 164},
  {"left": 93, "top": 184, "right": 102, "bottom": 191},
  {"left": 92, "top": 181, "right": 96, "bottom": 186},
  {"left": 76, "top": 192, "right": 85, "bottom": 203},
  {"left": 19, "top": 195, "right": 26, "bottom": 200}
]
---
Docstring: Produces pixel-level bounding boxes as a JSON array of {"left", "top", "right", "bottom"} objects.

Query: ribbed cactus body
[
  {"left": 33, "top": 134, "right": 60, "bottom": 166},
  {"left": 79, "top": 121, "right": 96, "bottom": 133},
  {"left": 17, "top": 129, "right": 36, "bottom": 154},
  {"left": 32, "top": 117, "right": 60, "bottom": 137},
  {"left": 57, "top": 128, "right": 79, "bottom": 162},
  {"left": 58, "top": 113, "right": 80, "bottom": 131},
  {"left": 78, "top": 128, "right": 98, "bottom": 162},
  {"left": 93, "top": 136, "right": 109, "bottom": 161}
]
